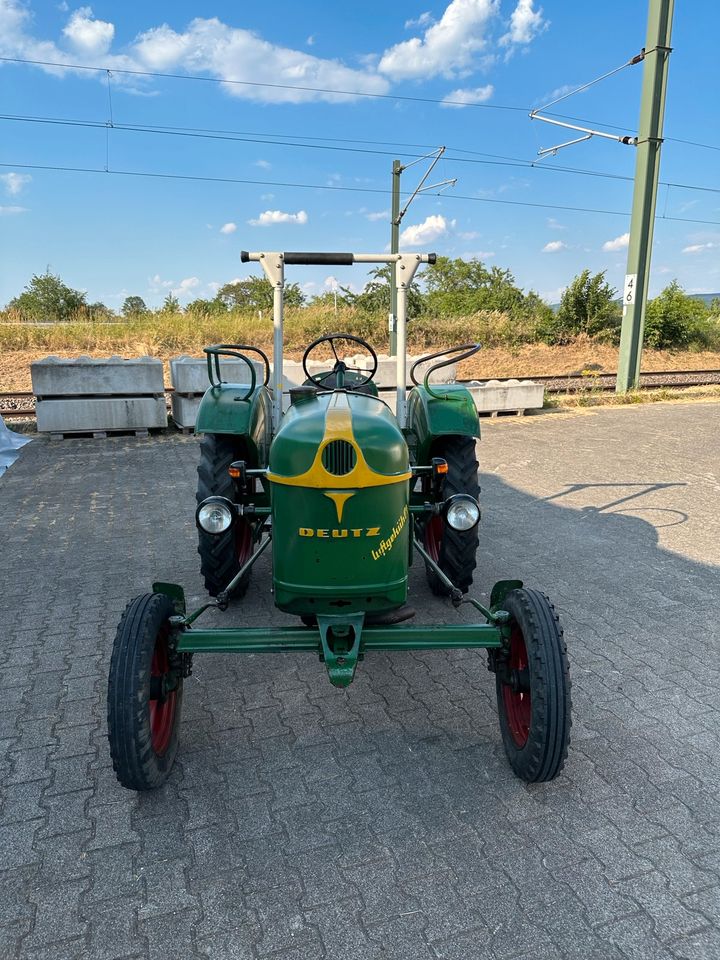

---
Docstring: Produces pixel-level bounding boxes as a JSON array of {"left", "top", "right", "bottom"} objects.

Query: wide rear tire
[
  {"left": 196, "top": 434, "right": 254, "bottom": 597},
  {"left": 495, "top": 588, "right": 571, "bottom": 782},
  {"left": 423, "top": 435, "right": 480, "bottom": 595},
  {"left": 107, "top": 593, "right": 183, "bottom": 791}
]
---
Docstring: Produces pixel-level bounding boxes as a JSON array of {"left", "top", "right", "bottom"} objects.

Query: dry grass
[
  {"left": 2, "top": 312, "right": 720, "bottom": 392},
  {"left": 545, "top": 384, "right": 720, "bottom": 409}
]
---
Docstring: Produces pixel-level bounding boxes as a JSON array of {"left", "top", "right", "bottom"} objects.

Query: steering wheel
[{"left": 302, "top": 333, "right": 378, "bottom": 391}]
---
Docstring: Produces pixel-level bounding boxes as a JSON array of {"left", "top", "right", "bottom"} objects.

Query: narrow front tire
[
  {"left": 107, "top": 593, "right": 183, "bottom": 791},
  {"left": 495, "top": 588, "right": 571, "bottom": 782}
]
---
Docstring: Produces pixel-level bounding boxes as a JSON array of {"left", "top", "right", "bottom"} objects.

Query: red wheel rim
[
  {"left": 425, "top": 515, "right": 444, "bottom": 562},
  {"left": 149, "top": 623, "right": 177, "bottom": 756},
  {"left": 234, "top": 519, "right": 253, "bottom": 565},
  {"left": 502, "top": 624, "right": 531, "bottom": 748}
]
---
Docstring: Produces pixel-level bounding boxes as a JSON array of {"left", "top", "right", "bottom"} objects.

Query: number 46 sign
[{"left": 623, "top": 274, "right": 637, "bottom": 314}]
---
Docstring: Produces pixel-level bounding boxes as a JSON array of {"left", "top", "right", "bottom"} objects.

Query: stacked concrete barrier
[
  {"left": 32, "top": 356, "right": 167, "bottom": 438},
  {"left": 169, "top": 355, "right": 265, "bottom": 430},
  {"left": 467, "top": 379, "right": 544, "bottom": 416}
]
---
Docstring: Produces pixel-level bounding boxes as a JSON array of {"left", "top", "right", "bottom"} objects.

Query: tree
[
  {"left": 8, "top": 272, "right": 87, "bottom": 321},
  {"left": 217, "top": 276, "right": 305, "bottom": 310},
  {"left": 424, "top": 257, "right": 528, "bottom": 315},
  {"left": 87, "top": 301, "right": 114, "bottom": 320},
  {"left": 644, "top": 281, "right": 711, "bottom": 349},
  {"left": 343, "top": 265, "right": 425, "bottom": 319},
  {"left": 540, "top": 270, "right": 620, "bottom": 344},
  {"left": 186, "top": 297, "right": 228, "bottom": 316},
  {"left": 161, "top": 293, "right": 181, "bottom": 313},
  {"left": 122, "top": 296, "right": 147, "bottom": 317}
]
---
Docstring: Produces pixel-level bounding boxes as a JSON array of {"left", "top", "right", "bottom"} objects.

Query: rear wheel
[
  {"left": 495, "top": 588, "right": 571, "bottom": 782},
  {"left": 423, "top": 435, "right": 479, "bottom": 595},
  {"left": 197, "top": 433, "right": 254, "bottom": 597},
  {"left": 107, "top": 593, "right": 183, "bottom": 791}
]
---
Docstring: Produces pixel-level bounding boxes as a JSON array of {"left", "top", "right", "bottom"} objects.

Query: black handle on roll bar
[{"left": 240, "top": 251, "right": 437, "bottom": 266}]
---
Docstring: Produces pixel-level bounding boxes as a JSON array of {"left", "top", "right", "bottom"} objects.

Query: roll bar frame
[{"left": 240, "top": 250, "right": 436, "bottom": 429}]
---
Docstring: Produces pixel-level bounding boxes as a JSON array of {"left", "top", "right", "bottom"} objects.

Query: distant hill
[{"left": 549, "top": 292, "right": 720, "bottom": 310}]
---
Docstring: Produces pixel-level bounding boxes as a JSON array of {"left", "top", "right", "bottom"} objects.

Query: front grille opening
[{"left": 322, "top": 439, "right": 357, "bottom": 475}]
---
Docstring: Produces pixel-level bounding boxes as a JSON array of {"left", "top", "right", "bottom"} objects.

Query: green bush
[
  {"left": 644, "top": 281, "right": 720, "bottom": 349},
  {"left": 539, "top": 270, "right": 621, "bottom": 345}
]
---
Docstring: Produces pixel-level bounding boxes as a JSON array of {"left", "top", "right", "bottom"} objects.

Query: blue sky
[{"left": 1, "top": 0, "right": 719, "bottom": 309}]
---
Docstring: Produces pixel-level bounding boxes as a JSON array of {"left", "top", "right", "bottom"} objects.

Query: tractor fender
[
  {"left": 194, "top": 383, "right": 272, "bottom": 466},
  {"left": 406, "top": 383, "right": 480, "bottom": 464}
]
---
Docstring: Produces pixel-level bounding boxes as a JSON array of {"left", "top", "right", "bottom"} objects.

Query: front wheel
[
  {"left": 423, "top": 435, "right": 480, "bottom": 595},
  {"left": 197, "top": 434, "right": 255, "bottom": 597},
  {"left": 495, "top": 588, "right": 571, "bottom": 782},
  {"left": 107, "top": 593, "right": 183, "bottom": 791}
]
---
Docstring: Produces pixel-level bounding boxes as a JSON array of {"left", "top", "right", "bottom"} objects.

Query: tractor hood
[{"left": 268, "top": 391, "right": 410, "bottom": 487}]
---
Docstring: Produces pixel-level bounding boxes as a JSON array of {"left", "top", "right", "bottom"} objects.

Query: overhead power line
[
  {"left": 2, "top": 159, "right": 719, "bottom": 225},
  {"left": 0, "top": 55, "right": 529, "bottom": 112},
  {"left": 2, "top": 111, "right": 719, "bottom": 196},
  {"left": 3, "top": 54, "right": 717, "bottom": 152}
]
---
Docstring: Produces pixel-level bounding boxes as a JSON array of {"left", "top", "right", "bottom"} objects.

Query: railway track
[{"left": 2, "top": 370, "right": 720, "bottom": 419}]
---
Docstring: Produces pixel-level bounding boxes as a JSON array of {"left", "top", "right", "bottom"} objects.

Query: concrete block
[
  {"left": 170, "top": 394, "right": 201, "bottom": 429},
  {"left": 169, "top": 355, "right": 264, "bottom": 394},
  {"left": 354, "top": 354, "right": 457, "bottom": 388},
  {"left": 36, "top": 397, "right": 167, "bottom": 434},
  {"left": 31, "top": 355, "right": 164, "bottom": 397},
  {"left": 467, "top": 379, "right": 544, "bottom": 414}
]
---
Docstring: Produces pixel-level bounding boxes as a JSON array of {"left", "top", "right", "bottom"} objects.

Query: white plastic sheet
[{"left": 0, "top": 415, "right": 31, "bottom": 478}]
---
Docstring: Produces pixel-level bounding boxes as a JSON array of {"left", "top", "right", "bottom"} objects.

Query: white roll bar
[{"left": 243, "top": 251, "right": 435, "bottom": 429}]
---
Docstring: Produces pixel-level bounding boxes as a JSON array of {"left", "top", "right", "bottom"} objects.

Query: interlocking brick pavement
[{"left": 1, "top": 400, "right": 719, "bottom": 959}]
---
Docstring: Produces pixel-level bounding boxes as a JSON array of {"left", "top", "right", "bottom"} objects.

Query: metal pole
[
  {"left": 616, "top": 0, "right": 674, "bottom": 393},
  {"left": 389, "top": 159, "right": 401, "bottom": 357}
]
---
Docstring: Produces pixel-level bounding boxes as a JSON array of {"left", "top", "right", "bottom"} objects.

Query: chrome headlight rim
[
  {"left": 444, "top": 493, "right": 481, "bottom": 532},
  {"left": 195, "top": 496, "right": 236, "bottom": 535}
]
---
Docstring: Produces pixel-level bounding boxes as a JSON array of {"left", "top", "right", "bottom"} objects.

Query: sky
[{"left": 1, "top": 0, "right": 719, "bottom": 309}]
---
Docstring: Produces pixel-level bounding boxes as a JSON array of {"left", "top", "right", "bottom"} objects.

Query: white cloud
[
  {"left": 149, "top": 274, "right": 174, "bottom": 291},
  {"left": 0, "top": 3, "right": 390, "bottom": 102},
  {"left": 682, "top": 242, "right": 718, "bottom": 254},
  {"left": 542, "top": 240, "right": 566, "bottom": 253},
  {"left": 441, "top": 84, "right": 494, "bottom": 107},
  {"left": 458, "top": 230, "right": 480, "bottom": 240},
  {"left": 400, "top": 214, "right": 454, "bottom": 247},
  {"left": 63, "top": 6, "right": 114, "bottom": 55},
  {"left": 306, "top": 35, "right": 315, "bottom": 46},
  {"left": 0, "top": 204, "right": 27, "bottom": 215},
  {"left": 172, "top": 276, "right": 200, "bottom": 296},
  {"left": 405, "top": 12, "right": 433, "bottom": 29},
  {"left": 379, "top": 0, "right": 499, "bottom": 80},
  {"left": 131, "top": 18, "right": 390, "bottom": 103},
  {"left": 0, "top": 172, "right": 32, "bottom": 195},
  {"left": 546, "top": 217, "right": 565, "bottom": 230},
  {"left": 248, "top": 209, "right": 308, "bottom": 226},
  {"left": 366, "top": 209, "right": 390, "bottom": 222},
  {"left": 501, "top": 0, "right": 546, "bottom": 45},
  {"left": 220, "top": 222, "right": 237, "bottom": 234},
  {"left": 255, "top": 159, "right": 271, "bottom": 169},
  {"left": 0, "top": 0, "right": 547, "bottom": 109},
  {"left": 602, "top": 232, "right": 630, "bottom": 252}
]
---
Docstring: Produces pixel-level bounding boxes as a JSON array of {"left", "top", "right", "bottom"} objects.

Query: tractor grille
[{"left": 322, "top": 439, "right": 357, "bottom": 475}]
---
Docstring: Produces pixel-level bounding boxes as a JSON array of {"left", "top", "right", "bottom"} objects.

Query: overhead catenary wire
[
  {"left": 1, "top": 111, "right": 719, "bottom": 196},
  {"left": 2, "top": 53, "right": 716, "bottom": 153},
  {"left": 2, "top": 159, "right": 719, "bottom": 225}
]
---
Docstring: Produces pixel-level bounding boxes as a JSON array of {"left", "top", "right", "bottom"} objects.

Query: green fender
[
  {"left": 194, "top": 383, "right": 273, "bottom": 467},
  {"left": 406, "top": 383, "right": 480, "bottom": 464}
]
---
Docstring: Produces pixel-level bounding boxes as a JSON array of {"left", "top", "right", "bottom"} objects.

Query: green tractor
[{"left": 107, "top": 250, "right": 571, "bottom": 790}]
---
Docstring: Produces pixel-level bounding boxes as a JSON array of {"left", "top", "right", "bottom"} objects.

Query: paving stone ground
[{"left": 1, "top": 400, "right": 719, "bottom": 960}]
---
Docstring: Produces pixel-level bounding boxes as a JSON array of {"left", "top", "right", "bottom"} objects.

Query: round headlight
[
  {"left": 445, "top": 494, "right": 480, "bottom": 531},
  {"left": 196, "top": 498, "right": 234, "bottom": 534}
]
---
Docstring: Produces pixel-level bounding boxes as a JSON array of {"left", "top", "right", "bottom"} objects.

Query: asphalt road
[{"left": 1, "top": 401, "right": 719, "bottom": 960}]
